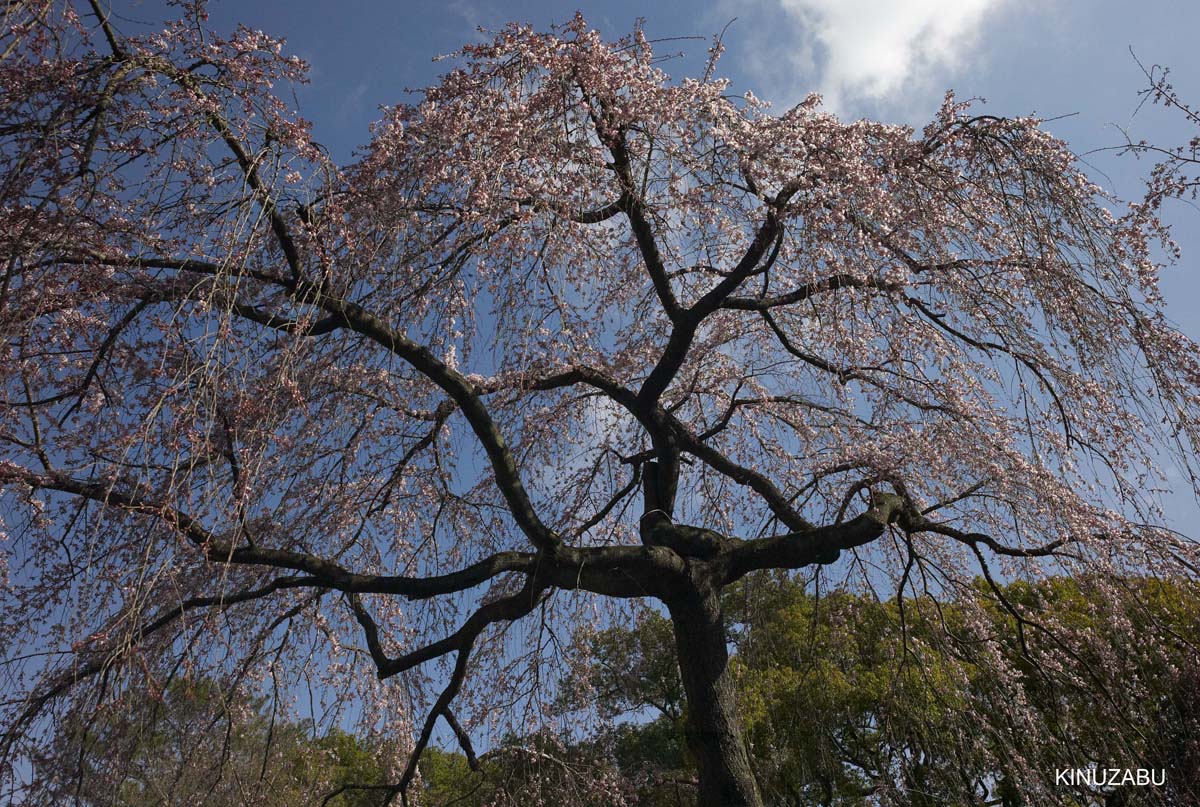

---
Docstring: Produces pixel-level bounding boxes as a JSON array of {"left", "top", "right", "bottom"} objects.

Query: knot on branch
[
  {"left": 640, "top": 511, "right": 730, "bottom": 559},
  {"left": 866, "top": 491, "right": 927, "bottom": 532},
  {"left": 639, "top": 508, "right": 673, "bottom": 542},
  {"left": 864, "top": 491, "right": 903, "bottom": 522}
]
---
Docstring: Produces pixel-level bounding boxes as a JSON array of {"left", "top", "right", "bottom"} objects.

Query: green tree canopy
[
  {"left": 36, "top": 678, "right": 390, "bottom": 807},
  {"left": 537, "top": 575, "right": 1200, "bottom": 806}
]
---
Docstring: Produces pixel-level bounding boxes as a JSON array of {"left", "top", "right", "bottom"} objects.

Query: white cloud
[{"left": 745, "top": 0, "right": 1010, "bottom": 114}]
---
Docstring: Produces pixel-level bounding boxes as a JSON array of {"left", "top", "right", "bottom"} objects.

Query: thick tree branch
[
  {"left": 723, "top": 492, "right": 909, "bottom": 582},
  {"left": 608, "top": 135, "right": 682, "bottom": 323},
  {"left": 296, "top": 284, "right": 560, "bottom": 551},
  {"left": 722, "top": 272, "right": 900, "bottom": 311},
  {"left": 371, "top": 581, "right": 547, "bottom": 678},
  {"left": 665, "top": 412, "right": 814, "bottom": 532},
  {"left": 528, "top": 365, "right": 816, "bottom": 531},
  {"left": 912, "top": 520, "right": 1071, "bottom": 558},
  {"left": 229, "top": 302, "right": 348, "bottom": 336}
]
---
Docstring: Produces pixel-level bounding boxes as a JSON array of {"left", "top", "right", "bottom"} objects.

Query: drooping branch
[
  {"left": 0, "top": 575, "right": 319, "bottom": 764},
  {"left": 147, "top": 57, "right": 306, "bottom": 282},
  {"left": 362, "top": 580, "right": 548, "bottom": 679},
  {"left": 0, "top": 467, "right": 538, "bottom": 599},
  {"left": 759, "top": 308, "right": 956, "bottom": 414},
  {"left": 393, "top": 648, "right": 474, "bottom": 807},
  {"left": 43, "top": 252, "right": 564, "bottom": 553}
]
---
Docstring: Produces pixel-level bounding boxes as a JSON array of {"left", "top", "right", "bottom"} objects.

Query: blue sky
[
  {"left": 176, "top": 0, "right": 1200, "bottom": 276},
  {"left": 158, "top": 1, "right": 1200, "bottom": 158},
  {"left": 173, "top": 0, "right": 1200, "bottom": 169},
  {"left": 184, "top": 0, "right": 1200, "bottom": 518},
  {"left": 7, "top": 2, "right": 1199, "bottom": 781},
  {"left": 120, "top": 0, "right": 1200, "bottom": 513},
  {"left": 0, "top": 0, "right": 1186, "bottom": 766}
]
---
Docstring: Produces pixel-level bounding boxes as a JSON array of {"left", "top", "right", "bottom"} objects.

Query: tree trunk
[{"left": 668, "top": 586, "right": 763, "bottom": 807}]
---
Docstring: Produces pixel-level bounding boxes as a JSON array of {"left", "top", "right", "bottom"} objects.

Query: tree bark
[{"left": 668, "top": 584, "right": 763, "bottom": 807}]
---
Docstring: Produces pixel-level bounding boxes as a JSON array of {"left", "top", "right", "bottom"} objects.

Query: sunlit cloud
[{"left": 717, "top": 0, "right": 1014, "bottom": 117}]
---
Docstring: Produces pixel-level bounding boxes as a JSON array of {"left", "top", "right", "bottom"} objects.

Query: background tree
[
  {"left": 2, "top": 2, "right": 1200, "bottom": 805},
  {"left": 553, "top": 576, "right": 1200, "bottom": 806}
]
